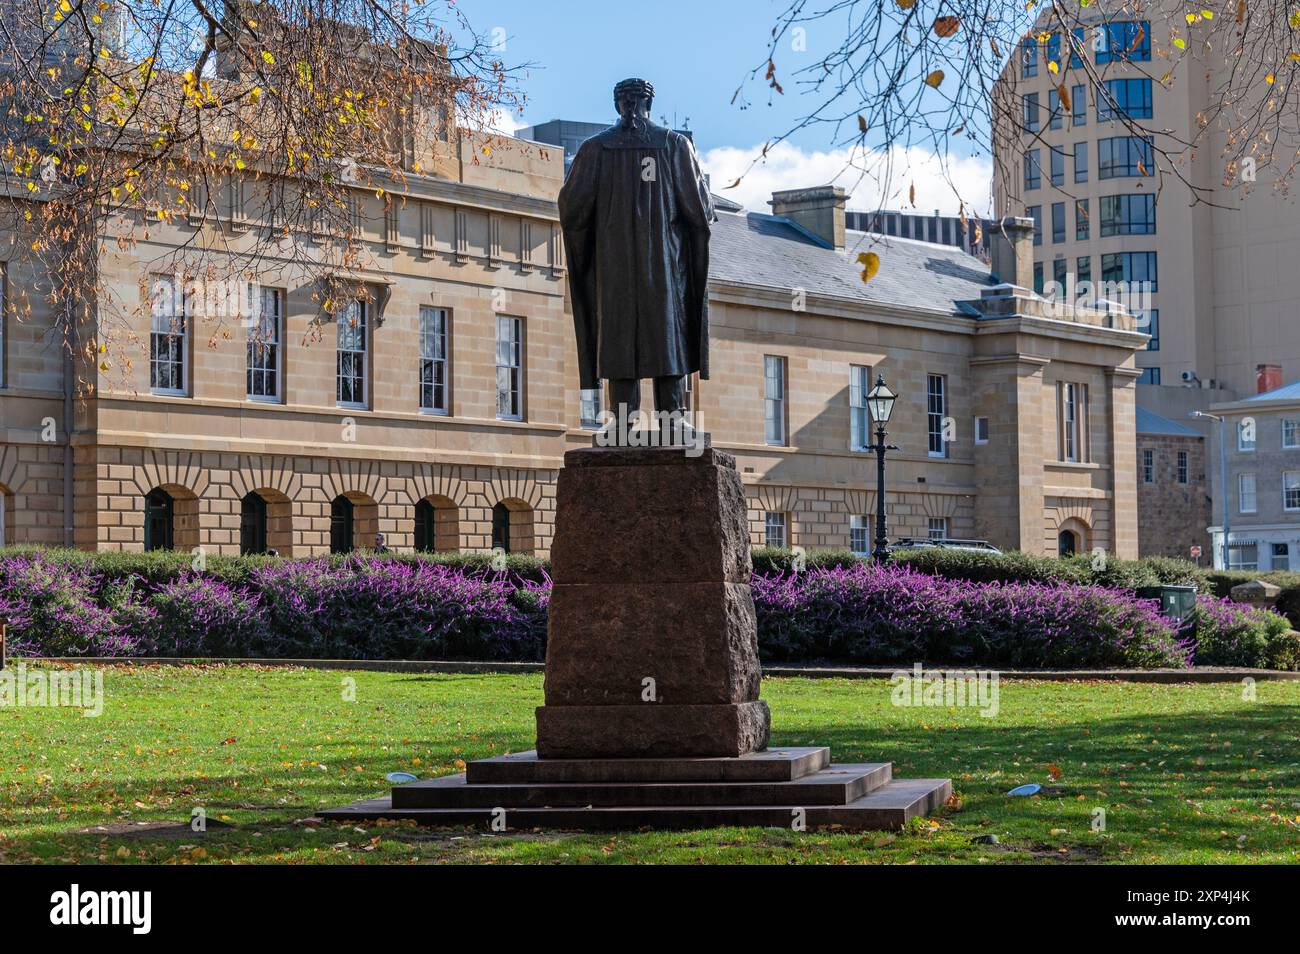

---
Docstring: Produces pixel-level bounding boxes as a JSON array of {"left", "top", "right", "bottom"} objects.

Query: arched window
[
  {"left": 491, "top": 502, "right": 510, "bottom": 553},
  {"left": 413, "top": 499, "right": 435, "bottom": 552},
  {"left": 240, "top": 492, "right": 268, "bottom": 555},
  {"left": 1058, "top": 529, "right": 1078, "bottom": 557},
  {"left": 144, "top": 488, "right": 175, "bottom": 551},
  {"left": 330, "top": 495, "right": 355, "bottom": 553}
]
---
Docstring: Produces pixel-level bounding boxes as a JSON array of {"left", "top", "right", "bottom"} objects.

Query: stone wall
[{"left": 1136, "top": 433, "right": 1212, "bottom": 560}]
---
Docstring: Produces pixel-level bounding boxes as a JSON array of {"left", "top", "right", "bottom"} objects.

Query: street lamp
[
  {"left": 867, "top": 374, "right": 899, "bottom": 562},
  {"left": 1190, "top": 410, "right": 1229, "bottom": 570}
]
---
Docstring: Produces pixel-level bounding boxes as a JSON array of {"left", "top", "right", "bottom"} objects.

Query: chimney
[
  {"left": 1257, "top": 363, "right": 1283, "bottom": 395},
  {"left": 770, "top": 186, "right": 848, "bottom": 251},
  {"left": 989, "top": 216, "right": 1035, "bottom": 291}
]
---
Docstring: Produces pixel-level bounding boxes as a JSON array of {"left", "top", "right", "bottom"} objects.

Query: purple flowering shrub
[
  {"left": 0, "top": 553, "right": 152, "bottom": 656},
  {"left": 248, "top": 557, "right": 547, "bottom": 660},
  {"left": 1183, "top": 595, "right": 1294, "bottom": 669},
  {"left": 143, "top": 575, "right": 272, "bottom": 657},
  {"left": 753, "top": 564, "right": 1191, "bottom": 668}
]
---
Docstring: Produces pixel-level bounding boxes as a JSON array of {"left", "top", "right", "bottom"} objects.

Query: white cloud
[
  {"left": 700, "top": 140, "right": 992, "bottom": 218},
  {"left": 485, "top": 108, "right": 530, "bottom": 136}
]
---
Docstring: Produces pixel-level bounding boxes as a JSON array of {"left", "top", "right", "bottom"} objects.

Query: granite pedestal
[{"left": 322, "top": 446, "right": 951, "bottom": 831}]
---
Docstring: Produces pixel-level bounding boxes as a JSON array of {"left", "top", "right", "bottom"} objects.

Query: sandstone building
[{"left": 0, "top": 135, "right": 1148, "bottom": 558}]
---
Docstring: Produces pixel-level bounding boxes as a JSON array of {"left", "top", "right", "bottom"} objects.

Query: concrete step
[
  {"left": 464, "top": 747, "right": 830, "bottom": 785},
  {"left": 320, "top": 776, "right": 952, "bottom": 831},
  {"left": 392, "top": 763, "right": 890, "bottom": 809}
]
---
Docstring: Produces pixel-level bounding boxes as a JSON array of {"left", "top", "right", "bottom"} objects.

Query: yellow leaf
[
  {"left": 261, "top": 51, "right": 275, "bottom": 65},
  {"left": 924, "top": 70, "right": 944, "bottom": 88},
  {"left": 856, "top": 251, "right": 881, "bottom": 283}
]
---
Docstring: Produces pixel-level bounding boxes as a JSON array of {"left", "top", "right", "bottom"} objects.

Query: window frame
[
  {"left": 1177, "top": 449, "right": 1189, "bottom": 485},
  {"left": 246, "top": 285, "right": 283, "bottom": 403},
  {"left": 1142, "top": 448, "right": 1154, "bottom": 483},
  {"left": 764, "top": 511, "right": 788, "bottom": 549},
  {"left": 764, "top": 354, "right": 787, "bottom": 446},
  {"left": 1097, "top": 78, "right": 1153, "bottom": 122},
  {"left": 1238, "top": 420, "right": 1256, "bottom": 453},
  {"left": 419, "top": 305, "right": 451, "bottom": 415},
  {"left": 849, "top": 364, "right": 871, "bottom": 451},
  {"left": 849, "top": 515, "right": 872, "bottom": 556},
  {"left": 579, "top": 386, "right": 603, "bottom": 429},
  {"left": 150, "top": 274, "right": 190, "bottom": 397},
  {"left": 1282, "top": 419, "right": 1300, "bottom": 449},
  {"left": 495, "top": 314, "right": 524, "bottom": 421},
  {"left": 1285, "top": 472, "right": 1300, "bottom": 512},
  {"left": 335, "top": 298, "right": 369, "bottom": 410},
  {"left": 1099, "top": 193, "right": 1156, "bottom": 236},
  {"left": 1238, "top": 472, "right": 1257, "bottom": 514},
  {"left": 927, "top": 372, "right": 948, "bottom": 458},
  {"left": 1097, "top": 136, "right": 1154, "bottom": 179}
]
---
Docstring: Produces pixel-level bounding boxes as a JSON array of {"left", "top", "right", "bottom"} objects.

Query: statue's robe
[{"left": 558, "top": 120, "right": 715, "bottom": 390}]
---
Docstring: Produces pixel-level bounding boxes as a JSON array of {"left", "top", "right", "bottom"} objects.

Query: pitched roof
[
  {"left": 708, "top": 210, "right": 994, "bottom": 316},
  {"left": 1135, "top": 406, "right": 1201, "bottom": 437},
  {"left": 1243, "top": 380, "right": 1300, "bottom": 403}
]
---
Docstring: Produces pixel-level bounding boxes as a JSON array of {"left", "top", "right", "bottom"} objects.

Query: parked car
[{"left": 891, "top": 537, "right": 1003, "bottom": 554}]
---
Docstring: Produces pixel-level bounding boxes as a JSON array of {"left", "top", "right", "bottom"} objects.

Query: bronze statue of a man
[{"left": 558, "top": 78, "right": 715, "bottom": 418}]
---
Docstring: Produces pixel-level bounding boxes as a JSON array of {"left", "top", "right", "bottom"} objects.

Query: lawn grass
[{"left": 2, "top": 663, "right": 1298, "bottom": 864}]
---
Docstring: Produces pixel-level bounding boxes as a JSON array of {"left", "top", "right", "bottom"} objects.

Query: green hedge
[{"left": 0, "top": 546, "right": 551, "bottom": 588}]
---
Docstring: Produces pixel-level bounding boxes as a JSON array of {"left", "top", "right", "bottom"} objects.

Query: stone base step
[
  {"left": 465, "top": 747, "right": 830, "bottom": 785},
  {"left": 393, "top": 763, "right": 890, "bottom": 809},
  {"left": 321, "top": 776, "right": 952, "bottom": 831}
]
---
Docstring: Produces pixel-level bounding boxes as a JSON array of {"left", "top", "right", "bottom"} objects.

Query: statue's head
[{"left": 614, "top": 77, "right": 654, "bottom": 127}]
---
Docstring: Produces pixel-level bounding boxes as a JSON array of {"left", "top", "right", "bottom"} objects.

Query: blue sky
[{"left": 453, "top": 0, "right": 994, "bottom": 216}]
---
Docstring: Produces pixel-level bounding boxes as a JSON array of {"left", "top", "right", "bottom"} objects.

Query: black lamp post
[{"left": 866, "top": 374, "right": 899, "bottom": 562}]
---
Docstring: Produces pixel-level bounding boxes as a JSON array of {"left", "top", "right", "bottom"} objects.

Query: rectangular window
[
  {"left": 927, "top": 517, "right": 950, "bottom": 540},
  {"left": 1285, "top": 472, "right": 1300, "bottom": 511},
  {"left": 1028, "top": 205, "right": 1043, "bottom": 246},
  {"left": 1177, "top": 449, "right": 1189, "bottom": 484},
  {"left": 1051, "top": 202, "right": 1065, "bottom": 244},
  {"left": 1137, "top": 367, "right": 1161, "bottom": 385},
  {"left": 336, "top": 298, "right": 368, "bottom": 408},
  {"left": 1283, "top": 419, "right": 1300, "bottom": 448},
  {"left": 764, "top": 355, "right": 787, "bottom": 446},
  {"left": 1239, "top": 472, "right": 1257, "bottom": 513},
  {"left": 1075, "top": 199, "right": 1090, "bottom": 240},
  {"left": 1021, "top": 38, "right": 1038, "bottom": 77},
  {"left": 1097, "top": 78, "right": 1153, "bottom": 122},
  {"left": 974, "top": 416, "right": 990, "bottom": 444},
  {"left": 1061, "top": 382, "right": 1084, "bottom": 463},
  {"left": 1097, "top": 20, "right": 1151, "bottom": 64},
  {"left": 246, "top": 286, "right": 282, "bottom": 401},
  {"left": 579, "top": 387, "right": 603, "bottom": 429},
  {"left": 1077, "top": 256, "right": 1091, "bottom": 285},
  {"left": 765, "top": 511, "right": 788, "bottom": 549},
  {"left": 1050, "top": 147, "right": 1065, "bottom": 186},
  {"left": 150, "top": 274, "right": 188, "bottom": 395},
  {"left": 1033, "top": 261, "right": 1044, "bottom": 295},
  {"left": 419, "top": 306, "right": 450, "bottom": 414},
  {"left": 1101, "top": 251, "right": 1158, "bottom": 292},
  {"left": 1142, "top": 448, "right": 1154, "bottom": 483},
  {"left": 1099, "top": 194, "right": 1156, "bottom": 236},
  {"left": 495, "top": 315, "right": 523, "bottom": 420},
  {"left": 1098, "top": 136, "right": 1154, "bottom": 179},
  {"left": 1074, "top": 143, "right": 1089, "bottom": 183},
  {"left": 1023, "top": 93, "right": 1040, "bottom": 133},
  {"left": 1070, "top": 28, "right": 1086, "bottom": 68},
  {"left": 1024, "top": 150, "right": 1042, "bottom": 191},
  {"left": 1238, "top": 420, "right": 1255, "bottom": 452},
  {"left": 1053, "top": 258, "right": 1068, "bottom": 288},
  {"left": 850, "top": 515, "right": 872, "bottom": 555},
  {"left": 1048, "top": 88, "right": 1063, "bottom": 130},
  {"left": 1228, "top": 543, "right": 1259, "bottom": 571},
  {"left": 1144, "top": 309, "right": 1159, "bottom": 350},
  {"left": 850, "top": 364, "right": 871, "bottom": 451},
  {"left": 1273, "top": 543, "right": 1291, "bottom": 570},
  {"left": 927, "top": 373, "right": 948, "bottom": 458},
  {"left": 1071, "top": 84, "right": 1087, "bottom": 125}
]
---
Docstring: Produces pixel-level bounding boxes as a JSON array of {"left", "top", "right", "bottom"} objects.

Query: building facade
[
  {"left": 1205, "top": 380, "right": 1300, "bottom": 572},
  {"left": 992, "top": 1, "right": 1300, "bottom": 552},
  {"left": 1135, "top": 407, "right": 1211, "bottom": 560},
  {"left": 0, "top": 140, "right": 1148, "bottom": 558}
]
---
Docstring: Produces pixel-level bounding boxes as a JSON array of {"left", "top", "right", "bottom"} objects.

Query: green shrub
[{"left": 1188, "top": 596, "right": 1294, "bottom": 669}]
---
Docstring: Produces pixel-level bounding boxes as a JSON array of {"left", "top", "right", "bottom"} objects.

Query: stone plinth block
[
  {"left": 549, "top": 446, "right": 750, "bottom": 585},
  {"left": 535, "top": 700, "right": 771, "bottom": 759},
  {"left": 535, "top": 444, "right": 768, "bottom": 759},
  {"left": 543, "top": 581, "right": 760, "bottom": 706}
]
